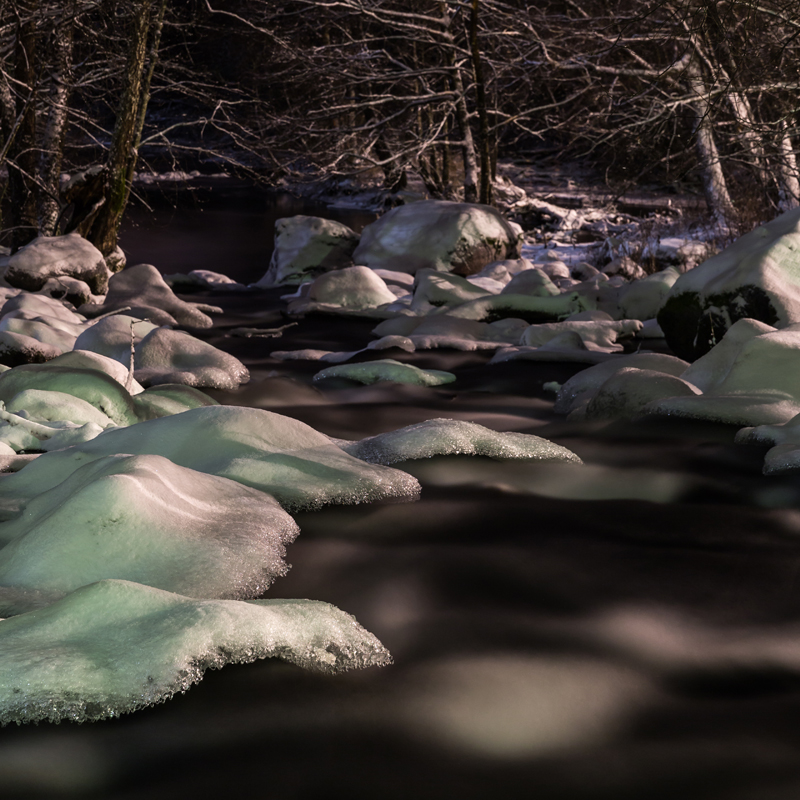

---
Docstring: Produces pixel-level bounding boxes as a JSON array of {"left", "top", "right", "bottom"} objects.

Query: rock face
[
  {"left": 657, "top": 206, "right": 800, "bottom": 360},
  {"left": 6, "top": 233, "right": 110, "bottom": 295},
  {"left": 352, "top": 200, "right": 523, "bottom": 276},
  {"left": 252, "top": 216, "right": 360, "bottom": 288}
]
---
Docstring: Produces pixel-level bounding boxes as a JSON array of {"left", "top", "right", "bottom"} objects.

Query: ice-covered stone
[
  {"left": 0, "top": 406, "right": 421, "bottom": 513},
  {"left": 0, "top": 579, "right": 391, "bottom": 725},
  {"left": 336, "top": 419, "right": 582, "bottom": 465},
  {"left": 5, "top": 233, "right": 110, "bottom": 295},
  {"left": 352, "top": 200, "right": 523, "bottom": 276},
  {"left": 0, "top": 454, "right": 298, "bottom": 598},
  {"left": 252, "top": 216, "right": 360, "bottom": 288},
  {"left": 133, "top": 327, "right": 250, "bottom": 390},
  {"left": 313, "top": 359, "right": 456, "bottom": 387}
]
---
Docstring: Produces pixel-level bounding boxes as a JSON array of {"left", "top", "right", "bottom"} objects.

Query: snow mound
[
  {"left": 0, "top": 579, "right": 391, "bottom": 725},
  {"left": 336, "top": 419, "right": 582, "bottom": 465},
  {"left": 582, "top": 368, "right": 701, "bottom": 421},
  {"left": 0, "top": 405, "right": 421, "bottom": 513},
  {"left": 553, "top": 353, "right": 690, "bottom": 416},
  {"left": 647, "top": 322, "right": 800, "bottom": 426},
  {"left": 133, "top": 327, "right": 250, "bottom": 390},
  {"left": 0, "top": 364, "right": 142, "bottom": 426},
  {"left": 73, "top": 314, "right": 158, "bottom": 365},
  {"left": 313, "top": 359, "right": 456, "bottom": 387},
  {"left": 79, "top": 264, "right": 217, "bottom": 328},
  {"left": 520, "top": 320, "right": 643, "bottom": 353},
  {"left": 0, "top": 454, "right": 298, "bottom": 599}
]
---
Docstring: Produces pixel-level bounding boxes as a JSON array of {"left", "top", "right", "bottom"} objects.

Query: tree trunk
[
  {"left": 38, "top": 2, "right": 76, "bottom": 235},
  {"left": 776, "top": 120, "right": 800, "bottom": 212},
  {"left": 440, "top": 3, "right": 478, "bottom": 203},
  {"left": 686, "top": 62, "right": 736, "bottom": 228},
  {"left": 469, "top": 0, "right": 491, "bottom": 205},
  {"left": 88, "top": 0, "right": 163, "bottom": 257}
]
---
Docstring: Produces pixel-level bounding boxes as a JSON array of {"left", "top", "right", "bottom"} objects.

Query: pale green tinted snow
[{"left": 0, "top": 580, "right": 391, "bottom": 725}]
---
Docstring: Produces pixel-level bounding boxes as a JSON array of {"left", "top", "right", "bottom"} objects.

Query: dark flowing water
[
  {"left": 120, "top": 179, "right": 378, "bottom": 284},
  {"left": 3, "top": 189, "right": 800, "bottom": 800}
]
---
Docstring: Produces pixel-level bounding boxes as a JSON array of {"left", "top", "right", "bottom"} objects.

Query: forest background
[{"left": 1, "top": 0, "right": 799, "bottom": 258}]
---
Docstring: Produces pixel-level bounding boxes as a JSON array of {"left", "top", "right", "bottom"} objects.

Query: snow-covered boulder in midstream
[
  {"left": 582, "top": 368, "right": 701, "bottom": 421},
  {"left": 616, "top": 266, "right": 680, "bottom": 321},
  {"left": 335, "top": 419, "right": 582, "bottom": 465},
  {"left": 520, "top": 319, "right": 643, "bottom": 353},
  {"left": 5, "top": 233, "right": 110, "bottom": 295},
  {"left": 553, "top": 352, "right": 691, "bottom": 417},
  {"left": 372, "top": 314, "right": 524, "bottom": 351},
  {"left": 0, "top": 406, "right": 421, "bottom": 515},
  {"left": 0, "top": 308, "right": 82, "bottom": 354},
  {"left": 78, "top": 264, "right": 219, "bottom": 328},
  {"left": 445, "top": 291, "right": 589, "bottom": 324},
  {"left": 657, "top": 206, "right": 800, "bottom": 360},
  {"left": 0, "top": 454, "right": 298, "bottom": 600},
  {"left": 0, "top": 363, "right": 143, "bottom": 426},
  {"left": 501, "top": 267, "right": 561, "bottom": 297},
  {"left": 646, "top": 320, "right": 800, "bottom": 426},
  {"left": 0, "top": 579, "right": 391, "bottom": 725},
  {"left": 252, "top": 215, "right": 360, "bottom": 288},
  {"left": 410, "top": 268, "right": 492, "bottom": 313},
  {"left": 313, "top": 359, "right": 455, "bottom": 387},
  {"left": 73, "top": 314, "right": 159, "bottom": 364},
  {"left": 352, "top": 200, "right": 523, "bottom": 276},
  {"left": 133, "top": 327, "right": 249, "bottom": 390},
  {"left": 287, "top": 266, "right": 397, "bottom": 314}
]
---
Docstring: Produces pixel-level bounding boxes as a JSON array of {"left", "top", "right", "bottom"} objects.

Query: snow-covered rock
[
  {"left": 252, "top": 215, "right": 360, "bottom": 288},
  {"left": 73, "top": 314, "right": 158, "bottom": 365},
  {"left": 314, "top": 359, "right": 455, "bottom": 387},
  {"left": 657, "top": 206, "right": 800, "bottom": 360},
  {"left": 352, "top": 200, "right": 523, "bottom": 276},
  {"left": 0, "top": 454, "right": 298, "bottom": 599},
  {"left": 0, "top": 406, "right": 422, "bottom": 514},
  {"left": 336, "top": 419, "right": 582, "bottom": 465},
  {"left": 616, "top": 266, "right": 680, "bottom": 321},
  {"left": 5, "top": 233, "right": 110, "bottom": 295},
  {"left": 520, "top": 319, "right": 642, "bottom": 352},
  {"left": 133, "top": 327, "right": 250, "bottom": 390},
  {"left": 79, "top": 263, "right": 218, "bottom": 328},
  {"left": 0, "top": 579, "right": 390, "bottom": 724}
]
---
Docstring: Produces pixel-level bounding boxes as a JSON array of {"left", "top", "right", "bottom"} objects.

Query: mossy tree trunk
[{"left": 88, "top": 0, "right": 168, "bottom": 258}]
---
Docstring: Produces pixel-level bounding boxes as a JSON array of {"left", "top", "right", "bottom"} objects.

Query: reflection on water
[{"left": 119, "top": 178, "right": 378, "bottom": 285}]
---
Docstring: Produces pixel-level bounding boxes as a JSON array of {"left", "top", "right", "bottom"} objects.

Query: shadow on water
[{"left": 119, "top": 178, "right": 378, "bottom": 285}]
